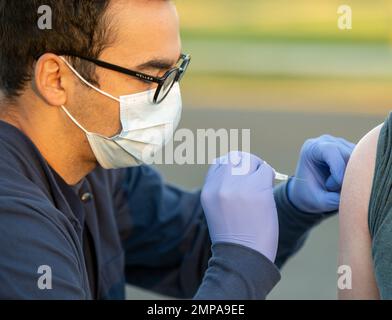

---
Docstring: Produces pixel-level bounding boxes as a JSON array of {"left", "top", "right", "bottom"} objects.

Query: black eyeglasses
[{"left": 63, "top": 53, "right": 191, "bottom": 104}]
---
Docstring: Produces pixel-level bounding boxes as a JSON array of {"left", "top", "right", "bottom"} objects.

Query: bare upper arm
[{"left": 338, "top": 124, "right": 382, "bottom": 299}]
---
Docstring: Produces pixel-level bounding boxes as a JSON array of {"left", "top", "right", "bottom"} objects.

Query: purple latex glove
[
  {"left": 201, "top": 152, "right": 279, "bottom": 262},
  {"left": 288, "top": 135, "right": 356, "bottom": 213}
]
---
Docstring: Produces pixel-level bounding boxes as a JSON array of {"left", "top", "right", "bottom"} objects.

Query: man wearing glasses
[{"left": 0, "top": 0, "right": 353, "bottom": 299}]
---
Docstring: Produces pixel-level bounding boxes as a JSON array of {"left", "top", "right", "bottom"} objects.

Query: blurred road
[
  {"left": 186, "top": 40, "right": 392, "bottom": 79},
  {"left": 127, "top": 108, "right": 384, "bottom": 300},
  {"left": 180, "top": 39, "right": 392, "bottom": 116}
]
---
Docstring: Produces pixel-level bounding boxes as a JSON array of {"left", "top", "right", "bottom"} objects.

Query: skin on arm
[{"left": 338, "top": 125, "right": 382, "bottom": 299}]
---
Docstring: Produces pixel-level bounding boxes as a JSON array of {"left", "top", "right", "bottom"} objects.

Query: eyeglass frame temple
[{"left": 65, "top": 53, "right": 190, "bottom": 84}]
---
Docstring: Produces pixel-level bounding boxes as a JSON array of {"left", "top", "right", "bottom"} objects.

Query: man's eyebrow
[{"left": 135, "top": 54, "right": 182, "bottom": 71}]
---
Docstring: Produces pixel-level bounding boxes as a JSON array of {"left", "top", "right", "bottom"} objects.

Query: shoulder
[
  {"left": 340, "top": 124, "right": 382, "bottom": 231},
  {"left": 344, "top": 124, "right": 381, "bottom": 187}
]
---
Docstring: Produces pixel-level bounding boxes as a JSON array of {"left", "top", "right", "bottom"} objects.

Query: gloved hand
[
  {"left": 288, "top": 135, "right": 355, "bottom": 213},
  {"left": 201, "top": 152, "right": 279, "bottom": 262}
]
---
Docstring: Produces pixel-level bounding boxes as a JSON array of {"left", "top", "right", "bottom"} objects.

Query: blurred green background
[
  {"left": 127, "top": 0, "right": 392, "bottom": 299},
  {"left": 178, "top": 0, "right": 392, "bottom": 115}
]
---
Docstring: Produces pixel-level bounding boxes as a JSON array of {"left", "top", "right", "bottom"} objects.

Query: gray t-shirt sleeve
[
  {"left": 368, "top": 112, "right": 392, "bottom": 299},
  {"left": 0, "top": 195, "right": 87, "bottom": 299}
]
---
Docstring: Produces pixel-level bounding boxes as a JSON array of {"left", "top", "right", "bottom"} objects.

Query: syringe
[{"left": 274, "top": 171, "right": 290, "bottom": 181}]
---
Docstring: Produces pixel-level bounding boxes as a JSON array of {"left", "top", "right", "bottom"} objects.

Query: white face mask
[{"left": 59, "top": 57, "right": 182, "bottom": 169}]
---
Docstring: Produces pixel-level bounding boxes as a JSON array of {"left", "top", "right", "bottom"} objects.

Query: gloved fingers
[
  {"left": 318, "top": 134, "right": 356, "bottom": 150},
  {"left": 325, "top": 175, "right": 341, "bottom": 192},
  {"left": 218, "top": 151, "right": 263, "bottom": 176},
  {"left": 338, "top": 144, "right": 355, "bottom": 164},
  {"left": 206, "top": 152, "right": 240, "bottom": 179},
  {"left": 314, "top": 136, "right": 355, "bottom": 164},
  {"left": 313, "top": 143, "right": 347, "bottom": 187},
  {"left": 323, "top": 143, "right": 353, "bottom": 190},
  {"left": 250, "top": 160, "right": 275, "bottom": 189},
  {"left": 326, "top": 148, "right": 346, "bottom": 187},
  {"left": 321, "top": 191, "right": 340, "bottom": 211},
  {"left": 336, "top": 138, "right": 356, "bottom": 151},
  {"left": 234, "top": 152, "right": 265, "bottom": 176},
  {"left": 205, "top": 152, "right": 263, "bottom": 186},
  {"left": 329, "top": 143, "right": 354, "bottom": 186}
]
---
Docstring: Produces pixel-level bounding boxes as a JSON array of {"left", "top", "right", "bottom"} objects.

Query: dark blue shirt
[{"left": 0, "top": 121, "right": 329, "bottom": 299}]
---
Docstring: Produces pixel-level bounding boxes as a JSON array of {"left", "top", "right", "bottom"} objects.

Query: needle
[
  {"left": 274, "top": 171, "right": 308, "bottom": 182},
  {"left": 264, "top": 161, "right": 306, "bottom": 182}
]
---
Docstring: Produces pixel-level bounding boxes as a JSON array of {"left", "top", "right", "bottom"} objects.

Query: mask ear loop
[
  {"left": 59, "top": 56, "right": 122, "bottom": 136},
  {"left": 61, "top": 105, "right": 90, "bottom": 135},
  {"left": 59, "top": 56, "right": 120, "bottom": 103}
]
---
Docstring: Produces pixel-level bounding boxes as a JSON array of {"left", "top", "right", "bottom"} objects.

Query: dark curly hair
[{"left": 0, "top": 0, "right": 115, "bottom": 99}]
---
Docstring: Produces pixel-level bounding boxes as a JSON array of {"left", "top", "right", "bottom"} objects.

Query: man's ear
[{"left": 33, "top": 53, "right": 72, "bottom": 107}]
